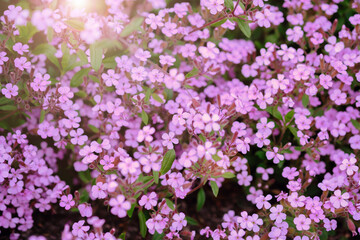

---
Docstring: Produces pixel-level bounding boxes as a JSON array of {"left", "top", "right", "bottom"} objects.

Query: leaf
[
  {"left": 151, "top": 93, "right": 164, "bottom": 103},
  {"left": 224, "top": 0, "right": 234, "bottom": 9},
  {"left": 196, "top": 188, "right": 206, "bottom": 211},
  {"left": 185, "top": 216, "right": 199, "bottom": 226},
  {"left": 0, "top": 97, "right": 13, "bottom": 106},
  {"left": 61, "top": 42, "right": 70, "bottom": 73},
  {"left": 70, "top": 68, "right": 91, "bottom": 87},
  {"left": 232, "top": 18, "right": 251, "bottom": 38},
  {"left": 17, "top": 22, "right": 38, "bottom": 43},
  {"left": 165, "top": 198, "right": 175, "bottom": 210},
  {"left": 77, "top": 50, "right": 88, "bottom": 65},
  {"left": 153, "top": 171, "right": 159, "bottom": 184},
  {"left": 78, "top": 170, "right": 92, "bottom": 183},
  {"left": 152, "top": 232, "right": 164, "bottom": 240},
  {"left": 266, "top": 106, "right": 283, "bottom": 121},
  {"left": 65, "top": 19, "right": 85, "bottom": 31},
  {"left": 32, "top": 43, "right": 60, "bottom": 69},
  {"left": 351, "top": 119, "right": 360, "bottom": 130},
  {"left": 127, "top": 203, "right": 136, "bottom": 218},
  {"left": 141, "top": 110, "right": 149, "bottom": 125},
  {"left": 160, "top": 149, "right": 176, "bottom": 175},
  {"left": 212, "top": 154, "right": 221, "bottom": 161},
  {"left": 222, "top": 172, "right": 235, "bottom": 178},
  {"left": 144, "top": 87, "right": 152, "bottom": 103},
  {"left": 120, "top": 17, "right": 144, "bottom": 37},
  {"left": 211, "top": 18, "right": 228, "bottom": 27},
  {"left": 118, "top": 233, "right": 126, "bottom": 240},
  {"left": 185, "top": 67, "right": 199, "bottom": 78},
  {"left": 210, "top": 181, "right": 219, "bottom": 197},
  {"left": 0, "top": 105, "right": 17, "bottom": 111},
  {"left": 302, "top": 94, "right": 309, "bottom": 108},
  {"left": 88, "top": 124, "right": 100, "bottom": 133},
  {"left": 90, "top": 43, "right": 103, "bottom": 72},
  {"left": 285, "top": 110, "right": 295, "bottom": 123},
  {"left": 39, "top": 110, "right": 46, "bottom": 123},
  {"left": 138, "top": 210, "right": 147, "bottom": 238},
  {"left": 47, "top": 27, "right": 54, "bottom": 42}
]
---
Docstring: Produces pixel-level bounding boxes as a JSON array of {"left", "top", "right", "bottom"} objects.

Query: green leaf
[
  {"left": 75, "top": 90, "right": 87, "bottom": 98},
  {"left": 153, "top": 171, "right": 159, "bottom": 184},
  {"left": 196, "top": 188, "right": 206, "bottom": 211},
  {"left": 266, "top": 106, "right": 283, "bottom": 121},
  {"left": 17, "top": 22, "right": 38, "bottom": 43},
  {"left": 232, "top": 18, "right": 251, "bottom": 38},
  {"left": 212, "top": 154, "right": 221, "bottom": 161},
  {"left": 127, "top": 203, "right": 136, "bottom": 218},
  {"left": 185, "top": 67, "right": 199, "bottom": 78},
  {"left": 47, "top": 27, "right": 54, "bottom": 42},
  {"left": 39, "top": 110, "right": 46, "bottom": 123},
  {"left": 120, "top": 17, "right": 144, "bottom": 37},
  {"left": 70, "top": 68, "right": 90, "bottom": 87},
  {"left": 144, "top": 87, "right": 152, "bottom": 103},
  {"left": 90, "top": 43, "right": 103, "bottom": 72},
  {"left": 211, "top": 18, "right": 228, "bottom": 27},
  {"left": 78, "top": 170, "right": 92, "bottom": 183},
  {"left": 224, "top": 0, "right": 234, "bottom": 9},
  {"left": 79, "top": 189, "right": 89, "bottom": 203},
  {"left": 185, "top": 216, "right": 199, "bottom": 226},
  {"left": 65, "top": 19, "right": 85, "bottom": 31},
  {"left": 77, "top": 50, "right": 88, "bottom": 65},
  {"left": 222, "top": 172, "right": 235, "bottom": 178},
  {"left": 32, "top": 43, "right": 60, "bottom": 69},
  {"left": 210, "top": 181, "right": 219, "bottom": 197},
  {"left": 0, "top": 97, "right": 13, "bottom": 106},
  {"left": 141, "top": 110, "right": 149, "bottom": 125},
  {"left": 151, "top": 93, "right": 164, "bottom": 103},
  {"left": 88, "top": 124, "right": 100, "bottom": 133},
  {"left": 302, "top": 94, "right": 309, "bottom": 108},
  {"left": 0, "top": 105, "right": 17, "bottom": 111},
  {"left": 118, "top": 233, "right": 126, "bottom": 240},
  {"left": 165, "top": 198, "right": 175, "bottom": 210},
  {"left": 351, "top": 119, "right": 360, "bottom": 130},
  {"left": 61, "top": 42, "right": 70, "bottom": 73},
  {"left": 152, "top": 232, "right": 164, "bottom": 240},
  {"left": 285, "top": 110, "right": 295, "bottom": 123},
  {"left": 138, "top": 210, "right": 147, "bottom": 238},
  {"left": 160, "top": 149, "right": 176, "bottom": 175}
]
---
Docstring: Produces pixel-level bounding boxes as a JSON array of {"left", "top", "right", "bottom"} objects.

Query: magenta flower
[
  {"left": 109, "top": 195, "right": 131, "bottom": 218},
  {"left": 59, "top": 194, "right": 75, "bottom": 210},
  {"left": 1, "top": 83, "right": 18, "bottom": 99},
  {"left": 330, "top": 190, "right": 349, "bottom": 209},
  {"left": 139, "top": 192, "right": 158, "bottom": 210},
  {"left": 72, "top": 220, "right": 90, "bottom": 238},
  {"left": 294, "top": 214, "right": 311, "bottom": 231}
]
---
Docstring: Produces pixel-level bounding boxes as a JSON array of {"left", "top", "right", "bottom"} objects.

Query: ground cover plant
[{"left": 1, "top": 0, "right": 360, "bottom": 239}]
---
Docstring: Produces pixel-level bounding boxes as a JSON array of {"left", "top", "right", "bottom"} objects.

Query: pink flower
[
  {"left": 269, "top": 205, "right": 286, "bottom": 224},
  {"left": 137, "top": 126, "right": 155, "bottom": 142},
  {"left": 145, "top": 13, "right": 164, "bottom": 30},
  {"left": 162, "top": 132, "right": 179, "bottom": 149},
  {"left": 294, "top": 214, "right": 311, "bottom": 231},
  {"left": 146, "top": 214, "right": 168, "bottom": 234},
  {"left": 59, "top": 194, "right": 75, "bottom": 210},
  {"left": 266, "top": 147, "right": 284, "bottom": 164},
  {"left": 330, "top": 190, "right": 349, "bottom": 208},
  {"left": 72, "top": 220, "right": 90, "bottom": 238},
  {"left": 204, "top": 0, "right": 224, "bottom": 15},
  {"left": 339, "top": 157, "right": 358, "bottom": 176},
  {"left": 31, "top": 73, "right": 51, "bottom": 92},
  {"left": 13, "top": 42, "right": 29, "bottom": 55},
  {"left": 170, "top": 212, "right": 187, "bottom": 231},
  {"left": 139, "top": 192, "right": 158, "bottom": 210},
  {"left": 1, "top": 83, "right": 18, "bottom": 99},
  {"left": 69, "top": 128, "right": 88, "bottom": 145},
  {"left": 162, "top": 21, "right": 178, "bottom": 37},
  {"left": 198, "top": 42, "right": 219, "bottom": 59},
  {"left": 255, "top": 194, "right": 272, "bottom": 209},
  {"left": 14, "top": 57, "right": 31, "bottom": 72},
  {"left": 109, "top": 195, "right": 131, "bottom": 218},
  {"left": 78, "top": 203, "right": 92, "bottom": 217}
]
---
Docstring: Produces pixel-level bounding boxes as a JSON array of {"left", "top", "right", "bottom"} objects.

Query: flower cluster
[{"left": 1, "top": 0, "right": 360, "bottom": 239}]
